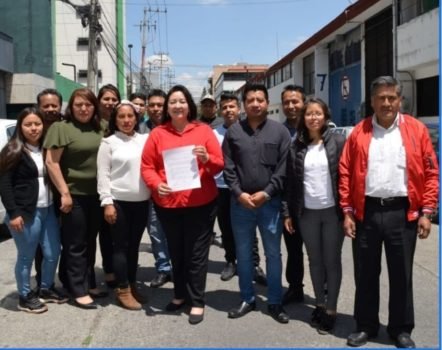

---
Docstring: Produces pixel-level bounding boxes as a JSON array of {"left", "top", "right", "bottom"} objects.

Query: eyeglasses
[
  {"left": 305, "top": 111, "right": 323, "bottom": 118},
  {"left": 73, "top": 103, "right": 94, "bottom": 109}
]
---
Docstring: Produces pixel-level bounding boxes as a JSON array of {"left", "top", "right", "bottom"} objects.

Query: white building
[{"left": 55, "top": 0, "right": 125, "bottom": 94}]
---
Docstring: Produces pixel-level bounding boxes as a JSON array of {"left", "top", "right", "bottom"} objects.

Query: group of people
[{"left": 0, "top": 76, "right": 438, "bottom": 347}]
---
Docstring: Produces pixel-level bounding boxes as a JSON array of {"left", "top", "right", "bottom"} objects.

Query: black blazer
[
  {"left": 284, "top": 128, "right": 346, "bottom": 221},
  {"left": 0, "top": 150, "right": 40, "bottom": 222}
]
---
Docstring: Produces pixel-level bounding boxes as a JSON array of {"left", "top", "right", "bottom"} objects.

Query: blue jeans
[
  {"left": 7, "top": 205, "right": 61, "bottom": 297},
  {"left": 147, "top": 201, "right": 171, "bottom": 273},
  {"left": 230, "top": 195, "right": 283, "bottom": 305}
]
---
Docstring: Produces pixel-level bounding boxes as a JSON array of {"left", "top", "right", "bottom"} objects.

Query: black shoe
[
  {"left": 165, "top": 301, "right": 186, "bottom": 312},
  {"left": 150, "top": 273, "right": 171, "bottom": 288},
  {"left": 310, "top": 306, "right": 325, "bottom": 328},
  {"left": 18, "top": 291, "right": 48, "bottom": 314},
  {"left": 39, "top": 286, "right": 69, "bottom": 304},
  {"left": 188, "top": 312, "right": 204, "bottom": 325},
  {"left": 317, "top": 312, "right": 336, "bottom": 334},
  {"left": 253, "top": 266, "right": 267, "bottom": 286},
  {"left": 89, "top": 290, "right": 108, "bottom": 298},
  {"left": 228, "top": 301, "right": 256, "bottom": 319},
  {"left": 267, "top": 304, "right": 289, "bottom": 324},
  {"left": 347, "top": 331, "right": 373, "bottom": 347},
  {"left": 282, "top": 286, "right": 304, "bottom": 305},
  {"left": 391, "top": 333, "right": 415, "bottom": 348},
  {"left": 72, "top": 299, "right": 98, "bottom": 310},
  {"left": 220, "top": 262, "right": 236, "bottom": 281}
]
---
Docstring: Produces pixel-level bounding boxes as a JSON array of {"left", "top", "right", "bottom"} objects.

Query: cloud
[{"left": 175, "top": 70, "right": 212, "bottom": 100}]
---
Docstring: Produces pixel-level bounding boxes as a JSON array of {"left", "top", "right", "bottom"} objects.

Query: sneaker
[
  {"left": 18, "top": 291, "right": 48, "bottom": 314},
  {"left": 39, "top": 286, "right": 69, "bottom": 304},
  {"left": 220, "top": 262, "right": 236, "bottom": 281},
  {"left": 310, "top": 306, "right": 325, "bottom": 328},
  {"left": 317, "top": 312, "right": 336, "bottom": 334}
]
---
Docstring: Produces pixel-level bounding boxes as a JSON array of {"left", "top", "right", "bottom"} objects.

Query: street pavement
[{"left": 0, "top": 223, "right": 439, "bottom": 348}]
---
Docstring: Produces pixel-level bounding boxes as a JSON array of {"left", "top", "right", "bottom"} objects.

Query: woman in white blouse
[
  {"left": 97, "top": 101, "right": 150, "bottom": 310},
  {"left": 283, "top": 98, "right": 346, "bottom": 334}
]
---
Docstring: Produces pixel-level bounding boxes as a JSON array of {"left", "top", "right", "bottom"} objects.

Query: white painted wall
[
  {"left": 397, "top": 8, "right": 439, "bottom": 73},
  {"left": 55, "top": 1, "right": 118, "bottom": 90}
]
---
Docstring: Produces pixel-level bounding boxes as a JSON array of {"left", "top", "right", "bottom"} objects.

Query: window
[
  {"left": 399, "top": 0, "right": 439, "bottom": 24},
  {"left": 77, "top": 37, "right": 102, "bottom": 49},
  {"left": 78, "top": 70, "right": 103, "bottom": 79},
  {"left": 303, "top": 53, "right": 315, "bottom": 95},
  {"left": 283, "top": 63, "right": 292, "bottom": 81}
]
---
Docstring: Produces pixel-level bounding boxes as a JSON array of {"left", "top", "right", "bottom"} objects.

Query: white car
[
  {"left": 329, "top": 126, "right": 354, "bottom": 139},
  {"left": 0, "top": 119, "right": 17, "bottom": 227}
]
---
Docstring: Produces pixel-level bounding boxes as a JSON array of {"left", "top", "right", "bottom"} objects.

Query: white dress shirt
[{"left": 365, "top": 114, "right": 408, "bottom": 198}]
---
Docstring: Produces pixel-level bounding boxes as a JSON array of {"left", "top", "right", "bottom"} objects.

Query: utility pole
[{"left": 87, "top": 0, "right": 100, "bottom": 93}]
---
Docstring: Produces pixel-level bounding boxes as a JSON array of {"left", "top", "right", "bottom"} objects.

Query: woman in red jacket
[{"left": 141, "top": 85, "right": 223, "bottom": 325}]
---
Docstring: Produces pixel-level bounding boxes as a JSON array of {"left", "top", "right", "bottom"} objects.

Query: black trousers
[
  {"left": 61, "top": 195, "right": 101, "bottom": 298},
  {"left": 354, "top": 197, "right": 417, "bottom": 337},
  {"left": 217, "top": 188, "right": 260, "bottom": 266},
  {"left": 156, "top": 200, "right": 217, "bottom": 308},
  {"left": 99, "top": 216, "right": 114, "bottom": 275},
  {"left": 109, "top": 200, "right": 149, "bottom": 286},
  {"left": 282, "top": 222, "right": 304, "bottom": 289}
]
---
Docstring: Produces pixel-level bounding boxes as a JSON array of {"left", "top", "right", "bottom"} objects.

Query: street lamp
[
  {"left": 62, "top": 62, "right": 77, "bottom": 82},
  {"left": 128, "top": 44, "right": 133, "bottom": 94}
]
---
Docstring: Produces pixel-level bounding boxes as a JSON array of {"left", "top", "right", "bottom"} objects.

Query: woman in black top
[{"left": 0, "top": 107, "right": 65, "bottom": 313}]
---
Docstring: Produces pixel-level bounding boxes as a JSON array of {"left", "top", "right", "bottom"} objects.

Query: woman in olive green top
[{"left": 44, "top": 88, "right": 105, "bottom": 309}]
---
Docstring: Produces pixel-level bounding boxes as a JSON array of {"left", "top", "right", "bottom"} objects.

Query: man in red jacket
[{"left": 339, "top": 76, "right": 438, "bottom": 349}]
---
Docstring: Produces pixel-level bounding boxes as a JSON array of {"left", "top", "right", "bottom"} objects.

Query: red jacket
[
  {"left": 339, "top": 114, "right": 439, "bottom": 221},
  {"left": 141, "top": 121, "right": 224, "bottom": 208}
]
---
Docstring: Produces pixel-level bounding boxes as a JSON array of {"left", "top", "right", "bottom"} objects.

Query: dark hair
[
  {"left": 37, "top": 88, "right": 63, "bottom": 106},
  {"left": 107, "top": 101, "right": 140, "bottom": 136},
  {"left": 0, "top": 107, "right": 45, "bottom": 174},
  {"left": 242, "top": 83, "right": 269, "bottom": 103},
  {"left": 97, "top": 84, "right": 121, "bottom": 103},
  {"left": 281, "top": 84, "right": 306, "bottom": 102},
  {"left": 129, "top": 92, "right": 147, "bottom": 102},
  {"left": 219, "top": 93, "right": 240, "bottom": 107},
  {"left": 64, "top": 88, "right": 101, "bottom": 132},
  {"left": 162, "top": 85, "right": 197, "bottom": 124},
  {"left": 297, "top": 98, "right": 332, "bottom": 143},
  {"left": 370, "top": 76, "right": 402, "bottom": 96},
  {"left": 147, "top": 89, "right": 166, "bottom": 101}
]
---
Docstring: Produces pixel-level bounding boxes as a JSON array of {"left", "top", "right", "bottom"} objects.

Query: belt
[{"left": 365, "top": 196, "right": 408, "bottom": 207}]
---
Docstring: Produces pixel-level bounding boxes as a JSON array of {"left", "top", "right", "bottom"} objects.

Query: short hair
[
  {"left": 37, "top": 88, "right": 63, "bottom": 106},
  {"left": 107, "top": 101, "right": 140, "bottom": 136},
  {"left": 162, "top": 85, "right": 197, "bottom": 124},
  {"left": 147, "top": 89, "right": 166, "bottom": 101},
  {"left": 242, "top": 83, "right": 269, "bottom": 103},
  {"left": 97, "top": 84, "right": 121, "bottom": 103},
  {"left": 281, "top": 84, "right": 306, "bottom": 102},
  {"left": 129, "top": 92, "right": 147, "bottom": 102},
  {"left": 64, "top": 88, "right": 101, "bottom": 132},
  {"left": 370, "top": 76, "right": 402, "bottom": 97},
  {"left": 297, "top": 98, "right": 332, "bottom": 143},
  {"left": 219, "top": 93, "right": 240, "bottom": 107}
]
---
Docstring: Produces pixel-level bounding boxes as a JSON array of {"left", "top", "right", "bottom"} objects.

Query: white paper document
[{"left": 162, "top": 145, "right": 201, "bottom": 191}]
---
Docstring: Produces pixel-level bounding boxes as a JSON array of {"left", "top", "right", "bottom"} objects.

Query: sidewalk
[{"left": 0, "top": 223, "right": 439, "bottom": 348}]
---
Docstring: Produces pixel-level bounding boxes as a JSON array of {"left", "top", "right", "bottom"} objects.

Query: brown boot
[
  {"left": 116, "top": 287, "right": 142, "bottom": 310},
  {"left": 130, "top": 283, "right": 148, "bottom": 304}
]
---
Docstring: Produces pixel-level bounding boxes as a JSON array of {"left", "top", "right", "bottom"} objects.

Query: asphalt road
[{"left": 0, "top": 223, "right": 439, "bottom": 348}]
